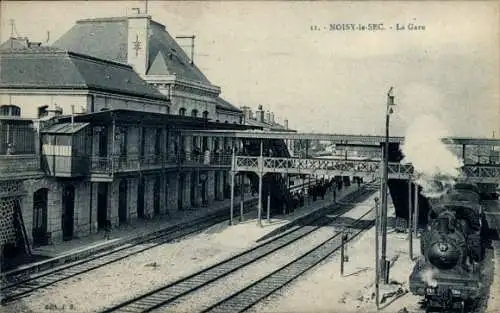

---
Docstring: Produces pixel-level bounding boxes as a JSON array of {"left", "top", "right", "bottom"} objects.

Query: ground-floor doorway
[
  {"left": 153, "top": 176, "right": 161, "bottom": 216},
  {"left": 137, "top": 176, "right": 145, "bottom": 218},
  {"left": 62, "top": 185, "right": 75, "bottom": 241},
  {"left": 32, "top": 188, "right": 48, "bottom": 246},
  {"left": 178, "top": 174, "right": 184, "bottom": 210},
  {"left": 97, "top": 183, "right": 108, "bottom": 229},
  {"left": 118, "top": 179, "right": 128, "bottom": 224}
]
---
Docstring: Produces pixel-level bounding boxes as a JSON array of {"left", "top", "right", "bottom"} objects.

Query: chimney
[
  {"left": 270, "top": 112, "right": 275, "bottom": 124},
  {"left": 284, "top": 119, "right": 289, "bottom": 130},
  {"left": 46, "top": 104, "right": 63, "bottom": 118},
  {"left": 127, "top": 10, "right": 150, "bottom": 75},
  {"left": 257, "top": 105, "right": 264, "bottom": 123},
  {"left": 240, "top": 106, "right": 253, "bottom": 123},
  {"left": 265, "top": 111, "right": 271, "bottom": 123}
]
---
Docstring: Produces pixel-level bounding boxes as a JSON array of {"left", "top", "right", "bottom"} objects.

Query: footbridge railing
[{"left": 234, "top": 156, "right": 500, "bottom": 183}]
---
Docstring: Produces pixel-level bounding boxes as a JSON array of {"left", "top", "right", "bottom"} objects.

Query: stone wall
[
  {"left": 0, "top": 198, "right": 19, "bottom": 246},
  {"left": 3, "top": 161, "right": 231, "bottom": 246}
]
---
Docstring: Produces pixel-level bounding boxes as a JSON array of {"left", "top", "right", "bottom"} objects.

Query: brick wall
[{"left": 0, "top": 198, "right": 19, "bottom": 246}]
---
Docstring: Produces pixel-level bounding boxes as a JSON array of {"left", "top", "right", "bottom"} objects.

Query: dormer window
[
  {"left": 191, "top": 109, "right": 198, "bottom": 117},
  {"left": 179, "top": 108, "right": 186, "bottom": 116},
  {"left": 202, "top": 111, "right": 209, "bottom": 119}
]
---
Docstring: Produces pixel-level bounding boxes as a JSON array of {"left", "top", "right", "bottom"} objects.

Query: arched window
[
  {"left": 0, "top": 105, "right": 21, "bottom": 116},
  {"left": 191, "top": 109, "right": 198, "bottom": 117},
  {"left": 202, "top": 111, "right": 209, "bottom": 119},
  {"left": 179, "top": 108, "right": 186, "bottom": 116}
]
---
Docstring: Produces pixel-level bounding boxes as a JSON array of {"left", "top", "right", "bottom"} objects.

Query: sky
[{"left": 1, "top": 1, "right": 499, "bottom": 137}]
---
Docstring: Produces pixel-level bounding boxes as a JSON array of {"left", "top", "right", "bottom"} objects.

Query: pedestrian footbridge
[{"left": 234, "top": 156, "right": 500, "bottom": 184}]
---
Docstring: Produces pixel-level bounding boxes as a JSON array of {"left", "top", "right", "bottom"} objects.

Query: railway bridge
[{"left": 181, "top": 129, "right": 500, "bottom": 225}]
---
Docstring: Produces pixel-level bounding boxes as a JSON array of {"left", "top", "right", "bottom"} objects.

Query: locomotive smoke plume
[
  {"left": 420, "top": 268, "right": 438, "bottom": 288},
  {"left": 401, "top": 115, "right": 464, "bottom": 198}
]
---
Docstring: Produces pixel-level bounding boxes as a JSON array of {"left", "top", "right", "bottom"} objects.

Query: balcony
[
  {"left": 180, "top": 151, "right": 232, "bottom": 168},
  {"left": 89, "top": 151, "right": 233, "bottom": 177},
  {"left": 0, "top": 154, "right": 42, "bottom": 179},
  {"left": 90, "top": 154, "right": 179, "bottom": 175}
]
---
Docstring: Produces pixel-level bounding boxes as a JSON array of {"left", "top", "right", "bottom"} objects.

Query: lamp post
[{"left": 380, "top": 87, "right": 395, "bottom": 284}]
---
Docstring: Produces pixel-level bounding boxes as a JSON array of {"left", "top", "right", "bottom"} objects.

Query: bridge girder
[
  {"left": 234, "top": 156, "right": 500, "bottom": 184},
  {"left": 180, "top": 130, "right": 500, "bottom": 146}
]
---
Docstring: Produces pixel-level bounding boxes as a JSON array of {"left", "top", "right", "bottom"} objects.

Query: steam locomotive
[{"left": 409, "top": 183, "right": 490, "bottom": 313}]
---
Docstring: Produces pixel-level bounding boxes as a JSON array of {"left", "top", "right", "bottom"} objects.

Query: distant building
[{"left": 240, "top": 105, "right": 290, "bottom": 131}]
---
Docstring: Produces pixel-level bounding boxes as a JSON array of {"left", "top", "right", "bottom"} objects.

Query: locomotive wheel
[{"left": 424, "top": 300, "right": 434, "bottom": 313}]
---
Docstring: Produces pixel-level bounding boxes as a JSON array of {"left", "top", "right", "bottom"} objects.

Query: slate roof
[
  {"left": 53, "top": 17, "right": 211, "bottom": 84},
  {"left": 52, "top": 18, "right": 129, "bottom": 64},
  {"left": 0, "top": 38, "right": 35, "bottom": 50},
  {"left": 245, "top": 118, "right": 286, "bottom": 131},
  {"left": 0, "top": 48, "right": 169, "bottom": 101},
  {"left": 216, "top": 97, "right": 242, "bottom": 113}
]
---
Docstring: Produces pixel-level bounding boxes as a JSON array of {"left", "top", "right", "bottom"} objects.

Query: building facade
[{"left": 0, "top": 11, "right": 272, "bottom": 254}]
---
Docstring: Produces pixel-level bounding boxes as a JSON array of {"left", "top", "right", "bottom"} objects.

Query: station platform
[
  {"left": 256, "top": 182, "right": 370, "bottom": 242},
  {"left": 3, "top": 196, "right": 257, "bottom": 279},
  {"left": 2, "top": 181, "right": 369, "bottom": 282}
]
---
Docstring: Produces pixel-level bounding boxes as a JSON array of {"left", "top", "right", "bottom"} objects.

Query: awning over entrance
[{"left": 41, "top": 122, "right": 90, "bottom": 134}]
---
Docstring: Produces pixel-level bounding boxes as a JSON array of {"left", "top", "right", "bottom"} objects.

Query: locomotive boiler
[{"left": 409, "top": 183, "right": 489, "bottom": 312}]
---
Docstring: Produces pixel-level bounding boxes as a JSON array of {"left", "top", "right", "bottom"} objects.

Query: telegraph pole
[
  {"left": 380, "top": 87, "right": 395, "bottom": 283},
  {"left": 374, "top": 197, "right": 380, "bottom": 309}
]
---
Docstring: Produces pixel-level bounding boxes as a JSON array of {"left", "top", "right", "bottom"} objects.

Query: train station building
[{"left": 0, "top": 10, "right": 292, "bottom": 256}]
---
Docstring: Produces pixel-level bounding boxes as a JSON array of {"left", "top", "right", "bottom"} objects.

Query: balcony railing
[
  {"left": 180, "top": 151, "right": 232, "bottom": 167},
  {"left": 90, "top": 151, "right": 233, "bottom": 174},
  {"left": 0, "top": 154, "right": 41, "bottom": 176},
  {"left": 234, "top": 156, "right": 500, "bottom": 182},
  {"left": 90, "top": 154, "right": 179, "bottom": 173}
]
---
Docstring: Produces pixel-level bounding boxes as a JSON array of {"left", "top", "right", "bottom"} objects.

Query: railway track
[
  {"left": 100, "top": 183, "right": 378, "bottom": 313},
  {"left": 1, "top": 200, "right": 259, "bottom": 304},
  {"left": 0, "top": 179, "right": 329, "bottom": 304},
  {"left": 201, "top": 207, "right": 375, "bottom": 313}
]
